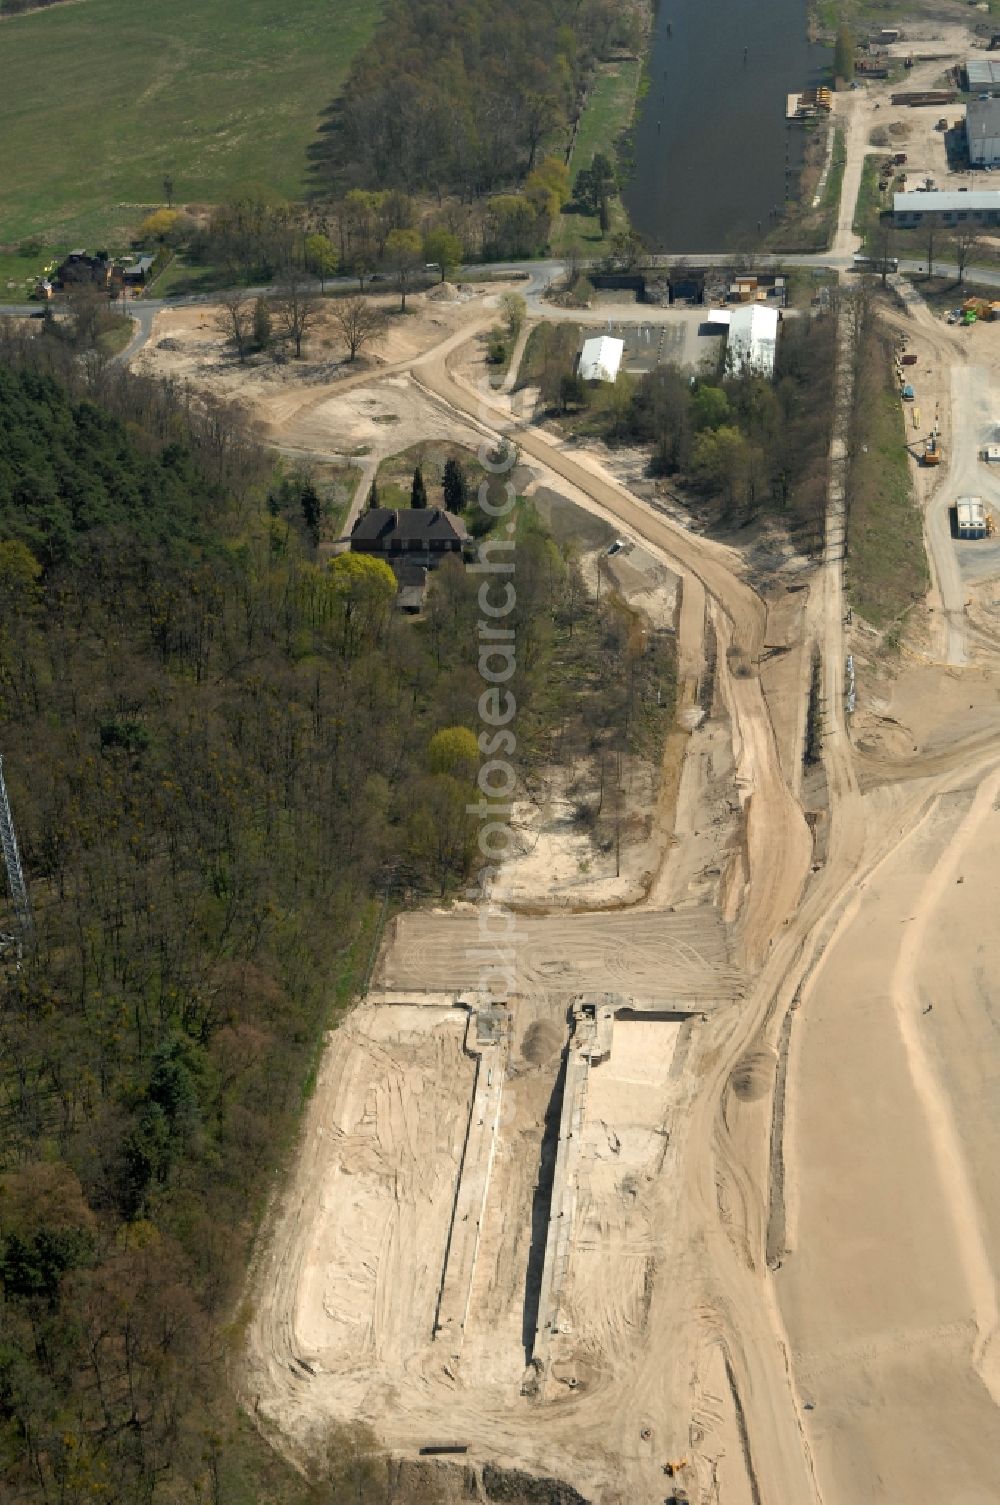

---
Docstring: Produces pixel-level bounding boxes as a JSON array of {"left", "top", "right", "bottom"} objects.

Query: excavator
[
  {"left": 922, "top": 434, "right": 942, "bottom": 467},
  {"left": 663, "top": 1456, "right": 690, "bottom": 1502}
]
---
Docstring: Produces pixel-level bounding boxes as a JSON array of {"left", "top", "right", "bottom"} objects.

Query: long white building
[
  {"left": 726, "top": 305, "right": 779, "bottom": 379},
  {"left": 893, "top": 189, "right": 1000, "bottom": 228}
]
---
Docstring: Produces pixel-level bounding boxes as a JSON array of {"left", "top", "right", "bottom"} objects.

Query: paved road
[{"left": 3, "top": 252, "right": 997, "bottom": 371}]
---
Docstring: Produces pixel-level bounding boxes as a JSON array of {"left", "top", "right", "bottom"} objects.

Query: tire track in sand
[{"left": 891, "top": 767, "right": 1000, "bottom": 1404}]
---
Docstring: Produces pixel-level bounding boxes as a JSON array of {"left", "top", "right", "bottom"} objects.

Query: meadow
[{"left": 0, "top": 0, "right": 380, "bottom": 247}]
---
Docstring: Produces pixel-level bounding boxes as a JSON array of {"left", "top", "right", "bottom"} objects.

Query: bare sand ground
[
  {"left": 780, "top": 762, "right": 1000, "bottom": 1503},
  {"left": 377, "top": 907, "right": 742, "bottom": 1003}
]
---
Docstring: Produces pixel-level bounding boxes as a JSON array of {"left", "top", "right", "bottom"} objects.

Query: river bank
[{"left": 552, "top": 55, "right": 644, "bottom": 257}]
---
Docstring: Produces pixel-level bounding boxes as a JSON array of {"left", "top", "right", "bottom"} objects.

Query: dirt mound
[
  {"left": 522, "top": 1019, "right": 563, "bottom": 1066},
  {"left": 729, "top": 1047, "right": 777, "bottom": 1102},
  {"left": 428, "top": 280, "right": 461, "bottom": 302},
  {"left": 482, "top": 1462, "right": 590, "bottom": 1504}
]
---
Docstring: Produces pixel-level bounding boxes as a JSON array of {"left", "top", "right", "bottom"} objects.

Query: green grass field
[
  {"left": 553, "top": 58, "right": 641, "bottom": 256},
  {"left": 846, "top": 327, "right": 928, "bottom": 629},
  {"left": 0, "top": 0, "right": 380, "bottom": 247}
]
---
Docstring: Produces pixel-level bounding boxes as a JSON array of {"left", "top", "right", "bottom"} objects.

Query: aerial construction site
[{"left": 208, "top": 21, "right": 1000, "bottom": 1502}]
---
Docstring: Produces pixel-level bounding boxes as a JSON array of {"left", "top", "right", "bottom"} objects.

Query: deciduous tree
[
  {"left": 501, "top": 292, "right": 527, "bottom": 342},
  {"left": 273, "top": 266, "right": 321, "bottom": 358},
  {"left": 384, "top": 227, "right": 423, "bottom": 312},
  {"left": 427, "top": 725, "right": 478, "bottom": 779},
  {"left": 304, "top": 232, "right": 338, "bottom": 290},
  {"left": 422, "top": 227, "right": 463, "bottom": 282},
  {"left": 951, "top": 227, "right": 979, "bottom": 283},
  {"left": 330, "top": 295, "right": 387, "bottom": 361},
  {"left": 215, "top": 290, "right": 251, "bottom": 362}
]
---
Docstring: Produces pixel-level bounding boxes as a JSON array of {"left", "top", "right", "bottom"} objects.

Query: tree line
[{"left": 312, "top": 0, "right": 646, "bottom": 201}]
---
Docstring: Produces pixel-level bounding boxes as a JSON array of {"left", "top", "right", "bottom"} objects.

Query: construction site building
[
  {"left": 726, "top": 304, "right": 778, "bottom": 379},
  {"left": 967, "top": 97, "right": 1000, "bottom": 168},
  {"left": 956, "top": 496, "right": 987, "bottom": 539}
]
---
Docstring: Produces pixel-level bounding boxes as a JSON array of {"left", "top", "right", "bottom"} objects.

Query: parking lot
[{"left": 590, "top": 310, "right": 724, "bottom": 374}]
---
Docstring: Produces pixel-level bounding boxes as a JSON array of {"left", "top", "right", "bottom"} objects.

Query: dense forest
[
  {"left": 313, "top": 0, "right": 646, "bottom": 199},
  {"left": 0, "top": 328, "right": 667, "bottom": 1502}
]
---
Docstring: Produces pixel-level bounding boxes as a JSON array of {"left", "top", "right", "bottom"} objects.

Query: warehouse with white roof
[
  {"left": 725, "top": 305, "right": 779, "bottom": 379},
  {"left": 893, "top": 190, "right": 1000, "bottom": 228},
  {"left": 578, "top": 335, "right": 624, "bottom": 383}
]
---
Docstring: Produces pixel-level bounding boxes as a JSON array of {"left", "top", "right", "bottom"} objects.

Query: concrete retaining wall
[{"left": 433, "top": 1014, "right": 507, "bottom": 1357}]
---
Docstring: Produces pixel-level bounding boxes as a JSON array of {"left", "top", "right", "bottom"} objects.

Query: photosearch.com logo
[{"left": 463, "top": 361, "right": 522, "bottom": 1002}]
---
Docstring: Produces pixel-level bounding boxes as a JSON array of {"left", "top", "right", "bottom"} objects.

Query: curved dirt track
[{"left": 413, "top": 342, "right": 815, "bottom": 974}]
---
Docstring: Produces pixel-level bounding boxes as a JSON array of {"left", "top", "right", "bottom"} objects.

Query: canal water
[{"left": 623, "top": 0, "right": 830, "bottom": 252}]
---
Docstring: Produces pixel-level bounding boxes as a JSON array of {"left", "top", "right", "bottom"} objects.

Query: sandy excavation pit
[{"left": 246, "top": 981, "right": 730, "bottom": 1500}]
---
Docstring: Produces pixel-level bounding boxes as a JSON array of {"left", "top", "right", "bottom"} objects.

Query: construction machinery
[
  {"left": 962, "top": 298, "right": 998, "bottom": 322},
  {"left": 922, "top": 434, "right": 942, "bottom": 466}
]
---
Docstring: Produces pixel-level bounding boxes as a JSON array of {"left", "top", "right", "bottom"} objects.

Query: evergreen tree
[
  {"left": 833, "top": 25, "right": 855, "bottom": 81},
  {"left": 410, "top": 465, "right": 427, "bottom": 509},
  {"left": 367, "top": 479, "right": 379, "bottom": 511},
  {"left": 442, "top": 458, "right": 468, "bottom": 513},
  {"left": 300, "top": 479, "right": 322, "bottom": 547},
  {"left": 253, "top": 296, "right": 271, "bottom": 351}
]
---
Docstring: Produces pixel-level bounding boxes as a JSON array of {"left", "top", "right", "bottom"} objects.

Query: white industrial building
[
  {"left": 956, "top": 496, "right": 987, "bottom": 539},
  {"left": 893, "top": 190, "right": 1000, "bottom": 228},
  {"left": 726, "top": 305, "right": 779, "bottom": 379},
  {"left": 967, "top": 97, "right": 1000, "bottom": 168},
  {"left": 578, "top": 335, "right": 624, "bottom": 383}
]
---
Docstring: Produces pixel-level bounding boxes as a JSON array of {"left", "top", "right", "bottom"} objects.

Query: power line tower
[{"left": 0, "top": 755, "right": 33, "bottom": 946}]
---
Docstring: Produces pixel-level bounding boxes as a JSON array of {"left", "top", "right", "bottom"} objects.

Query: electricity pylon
[{"left": 0, "top": 755, "right": 33, "bottom": 943}]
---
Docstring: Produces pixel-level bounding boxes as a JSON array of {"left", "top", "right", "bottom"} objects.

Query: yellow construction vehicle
[{"left": 922, "top": 434, "right": 942, "bottom": 466}]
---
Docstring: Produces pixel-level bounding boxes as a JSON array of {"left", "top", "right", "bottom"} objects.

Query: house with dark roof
[
  {"left": 120, "top": 256, "right": 155, "bottom": 286},
  {"left": 349, "top": 506, "right": 468, "bottom": 563},
  {"left": 55, "top": 250, "right": 112, "bottom": 289}
]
